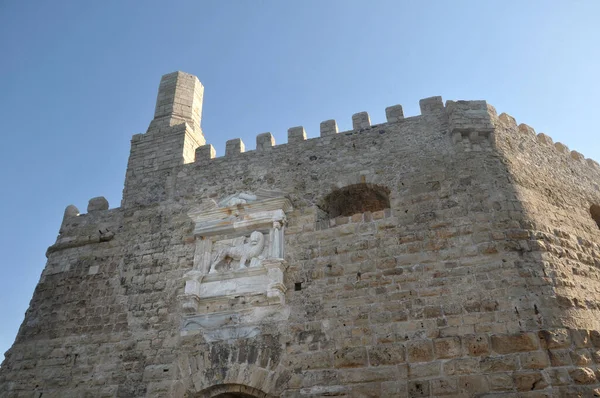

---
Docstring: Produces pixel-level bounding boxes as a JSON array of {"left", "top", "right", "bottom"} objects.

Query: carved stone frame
[{"left": 179, "top": 196, "right": 292, "bottom": 338}]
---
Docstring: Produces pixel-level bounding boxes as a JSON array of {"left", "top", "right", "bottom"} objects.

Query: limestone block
[
  {"left": 590, "top": 330, "right": 600, "bottom": 347},
  {"left": 536, "top": 133, "right": 553, "bottom": 145},
  {"left": 571, "top": 150, "right": 585, "bottom": 161},
  {"left": 591, "top": 349, "right": 600, "bottom": 363},
  {"left": 409, "top": 362, "right": 441, "bottom": 378},
  {"left": 430, "top": 378, "right": 458, "bottom": 396},
  {"left": 572, "top": 330, "right": 592, "bottom": 348},
  {"left": 367, "top": 344, "right": 405, "bottom": 366},
  {"left": 195, "top": 144, "right": 215, "bottom": 161},
  {"left": 548, "top": 349, "right": 573, "bottom": 366},
  {"left": 385, "top": 105, "right": 404, "bottom": 123},
  {"left": 498, "top": 112, "right": 517, "bottom": 128},
  {"left": 333, "top": 347, "right": 367, "bottom": 368},
  {"left": 87, "top": 196, "right": 108, "bottom": 212},
  {"left": 434, "top": 337, "right": 462, "bottom": 359},
  {"left": 570, "top": 349, "right": 592, "bottom": 366},
  {"left": 63, "top": 204, "right": 79, "bottom": 218},
  {"left": 406, "top": 339, "right": 434, "bottom": 362},
  {"left": 225, "top": 138, "right": 245, "bottom": 156},
  {"left": 519, "top": 351, "right": 550, "bottom": 369},
  {"left": 352, "top": 112, "right": 370, "bottom": 130},
  {"left": 569, "top": 367, "right": 597, "bottom": 384},
  {"left": 444, "top": 358, "right": 480, "bottom": 376},
  {"left": 487, "top": 373, "right": 514, "bottom": 391},
  {"left": 463, "top": 334, "right": 490, "bottom": 356},
  {"left": 419, "top": 96, "right": 444, "bottom": 114},
  {"left": 287, "top": 126, "right": 306, "bottom": 144},
  {"left": 256, "top": 132, "right": 275, "bottom": 152},
  {"left": 547, "top": 368, "right": 572, "bottom": 386},
  {"left": 446, "top": 100, "right": 494, "bottom": 134},
  {"left": 320, "top": 119, "right": 338, "bottom": 137},
  {"left": 408, "top": 381, "right": 429, "bottom": 397},
  {"left": 554, "top": 142, "right": 569, "bottom": 154},
  {"left": 538, "top": 329, "right": 570, "bottom": 349},
  {"left": 587, "top": 158, "right": 600, "bottom": 169},
  {"left": 518, "top": 123, "right": 536, "bottom": 136},
  {"left": 491, "top": 333, "right": 539, "bottom": 354},
  {"left": 459, "top": 375, "right": 489, "bottom": 395},
  {"left": 513, "top": 372, "right": 547, "bottom": 391},
  {"left": 451, "top": 132, "right": 462, "bottom": 144}
]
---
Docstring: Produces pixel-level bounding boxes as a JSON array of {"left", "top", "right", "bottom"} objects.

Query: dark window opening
[
  {"left": 590, "top": 205, "right": 600, "bottom": 229},
  {"left": 321, "top": 183, "right": 390, "bottom": 219},
  {"left": 294, "top": 282, "right": 302, "bottom": 291}
]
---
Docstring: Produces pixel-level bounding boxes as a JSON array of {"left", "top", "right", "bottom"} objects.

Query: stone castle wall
[{"left": 2, "top": 72, "right": 600, "bottom": 397}]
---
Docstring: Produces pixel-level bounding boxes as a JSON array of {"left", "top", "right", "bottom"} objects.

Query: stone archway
[{"left": 192, "top": 383, "right": 275, "bottom": 398}]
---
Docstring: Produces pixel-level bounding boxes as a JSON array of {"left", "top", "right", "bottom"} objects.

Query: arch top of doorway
[{"left": 190, "top": 383, "right": 276, "bottom": 398}]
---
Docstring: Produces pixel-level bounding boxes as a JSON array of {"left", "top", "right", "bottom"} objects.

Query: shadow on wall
[{"left": 317, "top": 183, "right": 391, "bottom": 221}]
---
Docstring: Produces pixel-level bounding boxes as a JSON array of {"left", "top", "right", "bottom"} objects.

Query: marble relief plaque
[{"left": 179, "top": 191, "right": 292, "bottom": 338}]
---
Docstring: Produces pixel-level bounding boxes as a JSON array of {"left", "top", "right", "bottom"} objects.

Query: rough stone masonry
[{"left": 2, "top": 71, "right": 600, "bottom": 397}]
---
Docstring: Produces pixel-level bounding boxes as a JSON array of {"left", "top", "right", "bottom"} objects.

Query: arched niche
[
  {"left": 192, "top": 384, "right": 273, "bottom": 398},
  {"left": 591, "top": 204, "right": 600, "bottom": 229},
  {"left": 321, "top": 183, "right": 390, "bottom": 219}
]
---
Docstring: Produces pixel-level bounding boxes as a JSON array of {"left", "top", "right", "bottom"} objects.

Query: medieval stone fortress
[{"left": 2, "top": 71, "right": 600, "bottom": 397}]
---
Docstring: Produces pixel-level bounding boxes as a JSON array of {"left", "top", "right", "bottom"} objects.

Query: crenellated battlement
[
  {"left": 81, "top": 70, "right": 600, "bottom": 211},
  {"left": 190, "top": 95, "right": 497, "bottom": 162},
  {"left": 495, "top": 112, "right": 600, "bottom": 171}
]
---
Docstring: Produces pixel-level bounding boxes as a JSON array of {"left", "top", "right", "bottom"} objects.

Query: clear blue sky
[{"left": 0, "top": 1, "right": 599, "bottom": 358}]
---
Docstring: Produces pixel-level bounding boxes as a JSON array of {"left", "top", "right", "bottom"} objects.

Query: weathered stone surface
[
  {"left": 351, "top": 111, "right": 370, "bottom": 130},
  {"left": 513, "top": 372, "right": 548, "bottom": 391},
  {"left": 480, "top": 355, "right": 519, "bottom": 373},
  {"left": 570, "top": 367, "right": 597, "bottom": 384},
  {"left": 406, "top": 340, "right": 434, "bottom": 363},
  {"left": 491, "top": 333, "right": 539, "bottom": 354},
  {"left": 87, "top": 196, "right": 108, "bottom": 212},
  {"left": 367, "top": 344, "right": 405, "bottom": 366},
  {"left": 225, "top": 137, "right": 245, "bottom": 155},
  {"left": 385, "top": 105, "right": 404, "bottom": 123},
  {"left": 538, "top": 329, "right": 570, "bottom": 349},
  {"left": 548, "top": 349, "right": 572, "bottom": 367},
  {"left": 464, "top": 334, "right": 490, "bottom": 356},
  {"left": 333, "top": 347, "right": 367, "bottom": 368},
  {"left": 434, "top": 336, "right": 462, "bottom": 359},
  {"left": 256, "top": 132, "right": 275, "bottom": 151},
  {"left": 319, "top": 119, "right": 338, "bottom": 137},
  {"left": 287, "top": 126, "right": 306, "bottom": 144},
  {"left": 419, "top": 96, "right": 444, "bottom": 114},
  {"left": 4, "top": 71, "right": 600, "bottom": 397},
  {"left": 444, "top": 357, "right": 479, "bottom": 375},
  {"left": 520, "top": 351, "right": 550, "bottom": 369}
]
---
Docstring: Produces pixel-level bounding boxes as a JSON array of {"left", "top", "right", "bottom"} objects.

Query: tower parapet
[
  {"left": 149, "top": 71, "right": 204, "bottom": 135},
  {"left": 122, "top": 72, "right": 206, "bottom": 206}
]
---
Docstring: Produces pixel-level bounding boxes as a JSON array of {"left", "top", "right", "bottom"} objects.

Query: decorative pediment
[{"left": 187, "top": 197, "right": 292, "bottom": 237}]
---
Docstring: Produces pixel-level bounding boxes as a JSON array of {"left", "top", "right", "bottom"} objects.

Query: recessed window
[
  {"left": 321, "top": 183, "right": 390, "bottom": 219},
  {"left": 590, "top": 205, "right": 600, "bottom": 229},
  {"left": 294, "top": 282, "right": 302, "bottom": 291}
]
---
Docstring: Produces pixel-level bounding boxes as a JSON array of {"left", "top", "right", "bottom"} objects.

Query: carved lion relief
[{"left": 210, "top": 231, "right": 266, "bottom": 273}]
